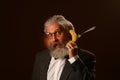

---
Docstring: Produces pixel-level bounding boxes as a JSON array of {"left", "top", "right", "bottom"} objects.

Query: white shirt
[{"left": 47, "top": 56, "right": 78, "bottom": 80}]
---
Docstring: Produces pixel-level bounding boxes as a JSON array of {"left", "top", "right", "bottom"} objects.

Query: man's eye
[
  {"left": 48, "top": 33, "right": 52, "bottom": 37},
  {"left": 56, "top": 31, "right": 61, "bottom": 35},
  {"left": 46, "top": 33, "right": 51, "bottom": 37},
  {"left": 56, "top": 31, "right": 59, "bottom": 35}
]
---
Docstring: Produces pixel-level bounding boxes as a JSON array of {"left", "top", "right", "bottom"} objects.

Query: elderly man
[{"left": 32, "top": 15, "right": 95, "bottom": 80}]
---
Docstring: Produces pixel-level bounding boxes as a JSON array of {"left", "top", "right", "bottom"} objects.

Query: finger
[
  {"left": 66, "top": 41, "right": 78, "bottom": 50},
  {"left": 69, "top": 41, "right": 78, "bottom": 48},
  {"left": 66, "top": 43, "right": 73, "bottom": 50}
]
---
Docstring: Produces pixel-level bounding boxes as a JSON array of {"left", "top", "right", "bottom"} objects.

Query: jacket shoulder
[
  {"left": 34, "top": 49, "right": 50, "bottom": 61},
  {"left": 78, "top": 49, "right": 95, "bottom": 60},
  {"left": 78, "top": 49, "right": 96, "bottom": 69}
]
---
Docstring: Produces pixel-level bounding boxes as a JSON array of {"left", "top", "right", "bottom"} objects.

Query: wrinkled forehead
[{"left": 45, "top": 23, "right": 64, "bottom": 33}]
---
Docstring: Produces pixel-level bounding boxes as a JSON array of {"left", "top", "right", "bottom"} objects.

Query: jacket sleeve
[
  {"left": 32, "top": 53, "right": 41, "bottom": 80},
  {"left": 72, "top": 49, "right": 96, "bottom": 80}
]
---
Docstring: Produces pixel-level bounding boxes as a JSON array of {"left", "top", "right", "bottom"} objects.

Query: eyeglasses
[{"left": 45, "top": 30, "right": 63, "bottom": 39}]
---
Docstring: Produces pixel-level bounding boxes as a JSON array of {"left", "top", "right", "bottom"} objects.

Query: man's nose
[{"left": 52, "top": 34, "right": 58, "bottom": 42}]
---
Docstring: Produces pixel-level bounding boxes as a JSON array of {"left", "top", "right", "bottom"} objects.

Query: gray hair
[{"left": 44, "top": 15, "right": 75, "bottom": 32}]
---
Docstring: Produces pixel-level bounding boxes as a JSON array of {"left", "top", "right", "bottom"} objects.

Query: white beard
[
  {"left": 49, "top": 42, "right": 68, "bottom": 59},
  {"left": 50, "top": 47, "right": 68, "bottom": 59}
]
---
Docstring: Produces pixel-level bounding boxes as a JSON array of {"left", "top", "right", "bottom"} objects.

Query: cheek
[
  {"left": 44, "top": 38, "right": 51, "bottom": 48},
  {"left": 58, "top": 36, "right": 67, "bottom": 42}
]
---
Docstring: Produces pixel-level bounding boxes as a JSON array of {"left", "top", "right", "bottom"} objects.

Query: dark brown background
[{"left": 1, "top": 0, "right": 120, "bottom": 80}]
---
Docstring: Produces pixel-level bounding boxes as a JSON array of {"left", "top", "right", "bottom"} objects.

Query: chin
[{"left": 50, "top": 47, "right": 68, "bottom": 59}]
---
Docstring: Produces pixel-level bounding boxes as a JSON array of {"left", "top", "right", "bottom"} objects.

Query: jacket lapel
[
  {"left": 60, "top": 60, "right": 73, "bottom": 80},
  {"left": 39, "top": 50, "right": 51, "bottom": 80}
]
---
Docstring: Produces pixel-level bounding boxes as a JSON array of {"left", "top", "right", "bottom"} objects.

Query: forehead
[{"left": 45, "top": 23, "right": 63, "bottom": 32}]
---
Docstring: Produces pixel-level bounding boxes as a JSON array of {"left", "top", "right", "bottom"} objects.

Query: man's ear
[
  {"left": 68, "top": 33, "right": 72, "bottom": 40},
  {"left": 65, "top": 31, "right": 72, "bottom": 41}
]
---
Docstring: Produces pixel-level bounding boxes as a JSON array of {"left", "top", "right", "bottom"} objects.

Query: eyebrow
[{"left": 46, "top": 28, "right": 62, "bottom": 33}]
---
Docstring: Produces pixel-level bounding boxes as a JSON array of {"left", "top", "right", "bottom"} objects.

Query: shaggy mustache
[
  {"left": 49, "top": 42, "right": 68, "bottom": 59},
  {"left": 50, "top": 42, "right": 64, "bottom": 49}
]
